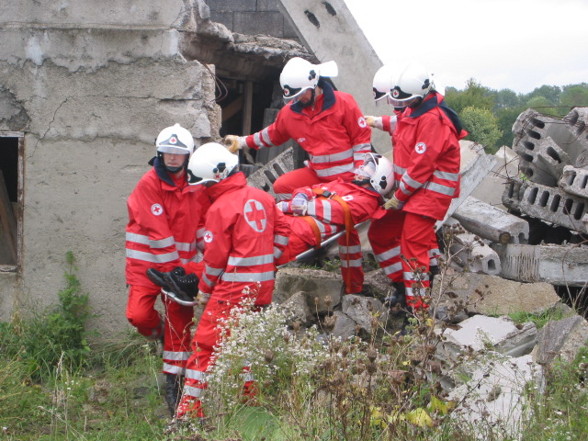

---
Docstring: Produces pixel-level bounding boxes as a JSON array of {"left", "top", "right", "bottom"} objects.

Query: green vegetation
[
  {"left": 444, "top": 80, "right": 588, "bottom": 153},
  {"left": 1, "top": 254, "right": 587, "bottom": 440}
]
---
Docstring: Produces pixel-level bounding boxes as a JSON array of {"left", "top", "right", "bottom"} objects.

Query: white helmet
[
  {"left": 372, "top": 64, "right": 398, "bottom": 102},
  {"left": 355, "top": 153, "right": 394, "bottom": 195},
  {"left": 389, "top": 62, "right": 434, "bottom": 108},
  {"left": 156, "top": 123, "right": 195, "bottom": 155},
  {"left": 279, "top": 57, "right": 339, "bottom": 100},
  {"left": 187, "top": 142, "right": 239, "bottom": 186}
]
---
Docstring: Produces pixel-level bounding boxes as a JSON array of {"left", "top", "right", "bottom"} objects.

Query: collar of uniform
[
  {"left": 206, "top": 171, "right": 247, "bottom": 201},
  {"left": 153, "top": 155, "right": 176, "bottom": 187},
  {"left": 408, "top": 93, "right": 439, "bottom": 119}
]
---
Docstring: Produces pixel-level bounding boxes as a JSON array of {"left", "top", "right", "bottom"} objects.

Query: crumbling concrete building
[{"left": 0, "top": 0, "right": 382, "bottom": 334}]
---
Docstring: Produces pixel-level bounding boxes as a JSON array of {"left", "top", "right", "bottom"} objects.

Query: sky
[{"left": 343, "top": 0, "right": 588, "bottom": 94}]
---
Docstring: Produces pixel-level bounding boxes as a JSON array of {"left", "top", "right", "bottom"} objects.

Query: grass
[{"left": 2, "top": 254, "right": 588, "bottom": 440}]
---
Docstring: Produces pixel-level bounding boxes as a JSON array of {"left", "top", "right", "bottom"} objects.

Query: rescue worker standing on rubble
[
  {"left": 125, "top": 123, "right": 210, "bottom": 416},
  {"left": 365, "top": 63, "right": 466, "bottom": 311},
  {"left": 225, "top": 57, "right": 373, "bottom": 294},
  {"left": 276, "top": 153, "right": 393, "bottom": 295},
  {"left": 156, "top": 142, "right": 290, "bottom": 422}
]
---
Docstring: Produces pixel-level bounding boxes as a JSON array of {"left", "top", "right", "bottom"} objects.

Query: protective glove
[
  {"left": 364, "top": 115, "right": 383, "bottom": 130},
  {"left": 276, "top": 201, "right": 292, "bottom": 213},
  {"left": 384, "top": 194, "right": 404, "bottom": 210},
  {"left": 223, "top": 135, "right": 245, "bottom": 153},
  {"left": 196, "top": 291, "right": 210, "bottom": 307},
  {"left": 291, "top": 193, "right": 309, "bottom": 216}
]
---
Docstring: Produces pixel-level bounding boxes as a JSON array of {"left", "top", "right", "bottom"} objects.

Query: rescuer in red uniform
[
  {"left": 224, "top": 57, "right": 372, "bottom": 201},
  {"left": 154, "top": 142, "right": 290, "bottom": 422},
  {"left": 125, "top": 123, "right": 209, "bottom": 416},
  {"left": 365, "top": 63, "right": 467, "bottom": 311}
]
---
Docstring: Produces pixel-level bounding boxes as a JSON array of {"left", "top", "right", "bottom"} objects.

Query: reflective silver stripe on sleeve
[
  {"left": 204, "top": 265, "right": 224, "bottom": 276},
  {"left": 310, "top": 149, "right": 353, "bottom": 164},
  {"left": 403, "top": 173, "right": 424, "bottom": 189},
  {"left": 126, "top": 232, "right": 175, "bottom": 248},
  {"left": 393, "top": 164, "right": 406, "bottom": 175},
  {"left": 315, "top": 164, "right": 354, "bottom": 177},
  {"left": 175, "top": 241, "right": 197, "bottom": 252},
  {"left": 274, "top": 235, "right": 289, "bottom": 246},
  {"left": 399, "top": 181, "right": 413, "bottom": 196},
  {"left": 228, "top": 254, "right": 274, "bottom": 266},
  {"left": 221, "top": 271, "right": 275, "bottom": 282},
  {"left": 434, "top": 170, "right": 460, "bottom": 181},
  {"left": 352, "top": 143, "right": 371, "bottom": 153},
  {"left": 425, "top": 182, "right": 456, "bottom": 196},
  {"left": 274, "top": 247, "right": 283, "bottom": 259},
  {"left": 126, "top": 249, "right": 179, "bottom": 263},
  {"left": 403, "top": 272, "right": 429, "bottom": 282}
]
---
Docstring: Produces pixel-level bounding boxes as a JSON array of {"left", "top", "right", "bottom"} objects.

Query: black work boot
[
  {"left": 147, "top": 266, "right": 185, "bottom": 291},
  {"left": 164, "top": 373, "right": 184, "bottom": 417},
  {"left": 163, "top": 271, "right": 198, "bottom": 304}
]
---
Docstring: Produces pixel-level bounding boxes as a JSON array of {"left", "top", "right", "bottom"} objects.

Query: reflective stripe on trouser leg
[
  {"left": 162, "top": 294, "right": 194, "bottom": 374},
  {"left": 400, "top": 213, "right": 436, "bottom": 309},
  {"left": 367, "top": 211, "right": 405, "bottom": 283},
  {"left": 338, "top": 227, "right": 364, "bottom": 293}
]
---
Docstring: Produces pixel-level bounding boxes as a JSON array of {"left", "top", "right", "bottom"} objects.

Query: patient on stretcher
[{"left": 275, "top": 153, "right": 394, "bottom": 294}]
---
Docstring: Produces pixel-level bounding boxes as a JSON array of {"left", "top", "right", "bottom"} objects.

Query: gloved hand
[
  {"left": 223, "top": 135, "right": 245, "bottom": 153},
  {"left": 291, "top": 193, "right": 309, "bottom": 216},
  {"left": 384, "top": 194, "right": 404, "bottom": 210},
  {"left": 196, "top": 291, "right": 210, "bottom": 307},
  {"left": 276, "top": 201, "right": 292, "bottom": 213},
  {"left": 365, "top": 115, "right": 383, "bottom": 130}
]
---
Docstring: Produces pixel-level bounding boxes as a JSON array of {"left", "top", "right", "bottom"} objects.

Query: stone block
[
  {"left": 453, "top": 196, "right": 529, "bottom": 244},
  {"left": 502, "top": 180, "right": 588, "bottom": 233},
  {"left": 532, "top": 315, "right": 588, "bottom": 365},
  {"left": 514, "top": 135, "right": 569, "bottom": 186},
  {"left": 492, "top": 243, "right": 588, "bottom": 287},
  {"left": 341, "top": 294, "right": 387, "bottom": 339},
  {"left": 448, "top": 232, "right": 501, "bottom": 275},
  {"left": 246, "top": 146, "right": 296, "bottom": 197},
  {"left": 471, "top": 146, "right": 520, "bottom": 208},
  {"left": 559, "top": 164, "right": 588, "bottom": 198},
  {"left": 432, "top": 272, "right": 560, "bottom": 319},
  {"left": 274, "top": 267, "right": 342, "bottom": 312}
]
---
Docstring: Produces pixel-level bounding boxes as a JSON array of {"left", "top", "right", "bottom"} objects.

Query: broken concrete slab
[
  {"left": 532, "top": 315, "right": 588, "bottom": 366},
  {"left": 492, "top": 243, "right": 588, "bottom": 287},
  {"left": 341, "top": 294, "right": 387, "bottom": 339},
  {"left": 274, "top": 267, "right": 343, "bottom": 313},
  {"left": 502, "top": 180, "right": 588, "bottom": 234},
  {"left": 453, "top": 196, "right": 529, "bottom": 244},
  {"left": 515, "top": 135, "right": 570, "bottom": 186},
  {"left": 432, "top": 272, "right": 561, "bottom": 319},
  {"left": 246, "top": 146, "right": 296, "bottom": 198},
  {"left": 559, "top": 164, "right": 588, "bottom": 198},
  {"left": 447, "top": 353, "right": 542, "bottom": 441},
  {"left": 437, "top": 141, "right": 497, "bottom": 228},
  {"left": 471, "top": 145, "right": 520, "bottom": 209},
  {"left": 447, "top": 231, "right": 502, "bottom": 275}
]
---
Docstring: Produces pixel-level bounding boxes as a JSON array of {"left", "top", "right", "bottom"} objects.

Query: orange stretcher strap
[{"left": 301, "top": 215, "right": 322, "bottom": 249}]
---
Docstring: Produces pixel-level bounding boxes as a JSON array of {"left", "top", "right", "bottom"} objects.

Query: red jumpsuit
[
  {"left": 244, "top": 80, "right": 372, "bottom": 199},
  {"left": 125, "top": 157, "right": 210, "bottom": 375},
  {"left": 177, "top": 172, "right": 290, "bottom": 418},
  {"left": 368, "top": 92, "right": 466, "bottom": 308},
  {"left": 276, "top": 179, "right": 386, "bottom": 294}
]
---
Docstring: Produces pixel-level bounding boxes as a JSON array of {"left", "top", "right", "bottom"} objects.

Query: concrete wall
[
  {"left": 206, "top": 0, "right": 298, "bottom": 39},
  {"left": 0, "top": 0, "right": 219, "bottom": 335}
]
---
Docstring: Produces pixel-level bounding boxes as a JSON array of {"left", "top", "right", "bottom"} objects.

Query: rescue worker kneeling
[
  {"left": 149, "top": 142, "right": 290, "bottom": 422},
  {"left": 275, "top": 153, "right": 394, "bottom": 295}
]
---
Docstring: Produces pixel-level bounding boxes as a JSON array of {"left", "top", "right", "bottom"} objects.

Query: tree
[
  {"left": 525, "top": 96, "right": 559, "bottom": 116},
  {"left": 494, "top": 88, "right": 521, "bottom": 110},
  {"left": 460, "top": 106, "right": 503, "bottom": 153},
  {"left": 559, "top": 84, "right": 588, "bottom": 113},
  {"left": 445, "top": 78, "right": 495, "bottom": 114}
]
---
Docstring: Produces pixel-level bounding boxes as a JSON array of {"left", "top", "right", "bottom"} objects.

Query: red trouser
[
  {"left": 126, "top": 284, "right": 194, "bottom": 374},
  {"left": 273, "top": 167, "right": 323, "bottom": 200},
  {"left": 179, "top": 299, "right": 259, "bottom": 418},
  {"left": 276, "top": 222, "right": 364, "bottom": 294},
  {"left": 367, "top": 210, "right": 437, "bottom": 309}
]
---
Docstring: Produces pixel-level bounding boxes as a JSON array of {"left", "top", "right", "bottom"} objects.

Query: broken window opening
[{"left": 0, "top": 133, "right": 22, "bottom": 269}]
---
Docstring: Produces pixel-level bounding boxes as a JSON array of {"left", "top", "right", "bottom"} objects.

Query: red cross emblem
[
  {"left": 151, "top": 203, "right": 163, "bottom": 216},
  {"left": 244, "top": 199, "right": 267, "bottom": 232}
]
